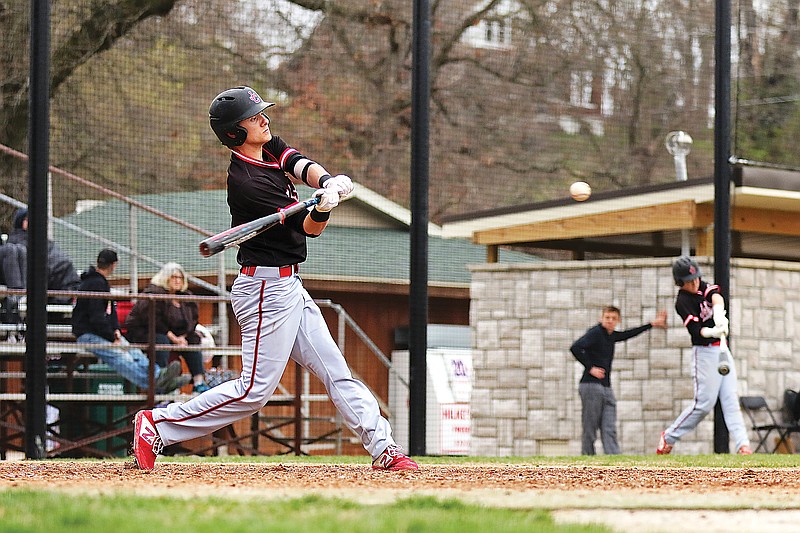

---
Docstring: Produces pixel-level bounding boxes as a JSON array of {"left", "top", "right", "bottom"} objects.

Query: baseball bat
[
  {"left": 718, "top": 334, "right": 731, "bottom": 376},
  {"left": 199, "top": 196, "right": 321, "bottom": 258}
]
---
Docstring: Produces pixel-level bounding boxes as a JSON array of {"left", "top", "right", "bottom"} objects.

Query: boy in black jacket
[
  {"left": 571, "top": 306, "right": 666, "bottom": 454},
  {"left": 72, "top": 249, "right": 181, "bottom": 393}
]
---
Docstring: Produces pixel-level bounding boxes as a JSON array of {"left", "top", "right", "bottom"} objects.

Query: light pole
[{"left": 666, "top": 131, "right": 693, "bottom": 255}]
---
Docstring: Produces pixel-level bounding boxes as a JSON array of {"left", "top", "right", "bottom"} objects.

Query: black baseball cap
[{"left": 97, "top": 248, "right": 119, "bottom": 267}]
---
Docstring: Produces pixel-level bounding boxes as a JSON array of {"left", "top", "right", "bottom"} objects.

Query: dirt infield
[
  {"left": 2, "top": 461, "right": 800, "bottom": 494},
  {"left": 3, "top": 461, "right": 800, "bottom": 532}
]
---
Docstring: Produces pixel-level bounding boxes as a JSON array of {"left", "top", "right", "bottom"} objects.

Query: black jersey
[
  {"left": 226, "top": 136, "right": 314, "bottom": 267},
  {"left": 570, "top": 322, "right": 653, "bottom": 387},
  {"left": 675, "top": 280, "right": 720, "bottom": 346}
]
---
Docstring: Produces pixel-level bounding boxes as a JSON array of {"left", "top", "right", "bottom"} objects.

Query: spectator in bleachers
[
  {"left": 124, "top": 262, "right": 210, "bottom": 394},
  {"left": 72, "top": 249, "right": 182, "bottom": 393},
  {"left": 6, "top": 208, "right": 81, "bottom": 303},
  {"left": 0, "top": 242, "right": 25, "bottom": 324},
  {"left": 0, "top": 240, "right": 25, "bottom": 289}
]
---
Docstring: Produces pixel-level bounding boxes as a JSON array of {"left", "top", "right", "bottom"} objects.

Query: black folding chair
[{"left": 740, "top": 395, "right": 800, "bottom": 453}]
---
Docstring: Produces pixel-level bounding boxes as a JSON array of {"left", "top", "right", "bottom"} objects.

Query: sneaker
[
  {"left": 132, "top": 410, "right": 163, "bottom": 470},
  {"left": 738, "top": 444, "right": 753, "bottom": 455},
  {"left": 154, "top": 361, "right": 182, "bottom": 393},
  {"left": 193, "top": 382, "right": 211, "bottom": 394},
  {"left": 159, "top": 375, "right": 192, "bottom": 394},
  {"left": 372, "top": 444, "right": 419, "bottom": 471},
  {"left": 656, "top": 431, "right": 673, "bottom": 455}
]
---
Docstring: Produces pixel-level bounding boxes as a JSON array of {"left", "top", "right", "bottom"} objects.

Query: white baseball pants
[{"left": 151, "top": 270, "right": 395, "bottom": 459}]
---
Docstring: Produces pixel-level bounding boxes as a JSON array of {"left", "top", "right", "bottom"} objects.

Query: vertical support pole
[
  {"left": 218, "top": 254, "right": 229, "bottom": 370},
  {"left": 294, "top": 362, "right": 302, "bottom": 455},
  {"left": 409, "top": 0, "right": 431, "bottom": 457},
  {"left": 129, "top": 205, "right": 138, "bottom": 294},
  {"left": 147, "top": 298, "right": 156, "bottom": 407},
  {"left": 25, "top": 0, "right": 51, "bottom": 459},
  {"left": 486, "top": 245, "right": 498, "bottom": 264},
  {"left": 714, "top": 0, "right": 732, "bottom": 453}
]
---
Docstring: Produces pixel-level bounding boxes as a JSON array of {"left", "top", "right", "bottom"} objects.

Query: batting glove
[
  {"left": 324, "top": 174, "right": 355, "bottom": 200},
  {"left": 712, "top": 304, "right": 729, "bottom": 332},
  {"left": 700, "top": 325, "right": 726, "bottom": 339},
  {"left": 313, "top": 188, "right": 340, "bottom": 212}
]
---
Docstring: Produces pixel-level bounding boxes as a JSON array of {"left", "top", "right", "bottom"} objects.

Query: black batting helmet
[
  {"left": 672, "top": 256, "right": 702, "bottom": 286},
  {"left": 209, "top": 86, "right": 274, "bottom": 147}
]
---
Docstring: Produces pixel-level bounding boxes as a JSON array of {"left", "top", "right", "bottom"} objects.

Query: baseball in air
[{"left": 569, "top": 181, "right": 591, "bottom": 201}]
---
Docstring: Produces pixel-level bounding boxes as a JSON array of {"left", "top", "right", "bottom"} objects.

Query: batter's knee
[
  {"left": 237, "top": 385, "right": 276, "bottom": 413},
  {"left": 695, "top": 405, "right": 713, "bottom": 417}
]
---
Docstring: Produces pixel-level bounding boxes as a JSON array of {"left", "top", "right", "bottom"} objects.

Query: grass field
[{"left": 1, "top": 454, "right": 799, "bottom": 532}]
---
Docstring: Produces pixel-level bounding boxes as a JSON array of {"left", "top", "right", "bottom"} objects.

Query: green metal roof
[{"left": 54, "top": 189, "right": 539, "bottom": 287}]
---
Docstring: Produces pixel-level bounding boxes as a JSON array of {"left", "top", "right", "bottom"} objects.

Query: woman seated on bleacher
[{"left": 124, "top": 262, "right": 211, "bottom": 394}]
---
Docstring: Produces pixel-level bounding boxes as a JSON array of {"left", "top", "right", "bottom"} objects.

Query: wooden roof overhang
[{"left": 441, "top": 168, "right": 800, "bottom": 262}]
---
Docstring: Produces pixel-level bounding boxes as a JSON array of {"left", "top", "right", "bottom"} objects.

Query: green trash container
[
  {"left": 87, "top": 363, "right": 132, "bottom": 456},
  {"left": 49, "top": 363, "right": 133, "bottom": 457}
]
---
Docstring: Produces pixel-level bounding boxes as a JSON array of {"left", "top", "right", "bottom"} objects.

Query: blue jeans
[{"left": 77, "top": 333, "right": 156, "bottom": 389}]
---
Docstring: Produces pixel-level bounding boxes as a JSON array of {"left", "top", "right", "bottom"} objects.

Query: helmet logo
[
  {"left": 248, "top": 90, "right": 262, "bottom": 104},
  {"left": 689, "top": 265, "right": 696, "bottom": 275}
]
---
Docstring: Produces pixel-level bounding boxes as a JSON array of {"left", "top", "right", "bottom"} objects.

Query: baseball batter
[
  {"left": 132, "top": 86, "right": 418, "bottom": 471},
  {"left": 656, "top": 256, "right": 751, "bottom": 455}
]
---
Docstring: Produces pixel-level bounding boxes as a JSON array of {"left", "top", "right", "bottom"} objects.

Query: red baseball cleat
[
  {"left": 738, "top": 444, "right": 753, "bottom": 455},
  {"left": 132, "top": 410, "right": 163, "bottom": 471},
  {"left": 372, "top": 444, "right": 419, "bottom": 471},
  {"left": 656, "top": 431, "right": 673, "bottom": 455}
]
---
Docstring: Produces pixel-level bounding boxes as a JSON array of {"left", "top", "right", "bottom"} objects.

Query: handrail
[
  {"left": 316, "top": 299, "right": 409, "bottom": 390},
  {"left": 0, "top": 192, "right": 227, "bottom": 297},
  {"left": 0, "top": 143, "right": 213, "bottom": 237},
  {"left": 2, "top": 291, "right": 405, "bottom": 387}
]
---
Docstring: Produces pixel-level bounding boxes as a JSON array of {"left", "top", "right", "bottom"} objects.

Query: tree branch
[{"left": 51, "top": 0, "right": 178, "bottom": 89}]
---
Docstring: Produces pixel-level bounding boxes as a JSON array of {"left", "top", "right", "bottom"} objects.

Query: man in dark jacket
[
  {"left": 571, "top": 306, "right": 667, "bottom": 455},
  {"left": 72, "top": 249, "right": 181, "bottom": 393},
  {"left": 5, "top": 208, "right": 80, "bottom": 303}
]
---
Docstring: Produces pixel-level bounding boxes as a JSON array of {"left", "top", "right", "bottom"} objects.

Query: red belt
[
  {"left": 709, "top": 340, "right": 721, "bottom": 346},
  {"left": 240, "top": 265, "right": 298, "bottom": 277}
]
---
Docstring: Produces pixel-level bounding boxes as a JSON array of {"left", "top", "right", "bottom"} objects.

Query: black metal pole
[
  {"left": 713, "top": 0, "right": 732, "bottom": 454},
  {"left": 25, "top": 0, "right": 50, "bottom": 459},
  {"left": 409, "top": 0, "right": 430, "bottom": 456}
]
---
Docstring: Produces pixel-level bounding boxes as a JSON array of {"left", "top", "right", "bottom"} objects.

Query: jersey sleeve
[
  {"left": 703, "top": 282, "right": 721, "bottom": 300},
  {"left": 263, "top": 136, "right": 305, "bottom": 177},
  {"left": 611, "top": 323, "right": 652, "bottom": 342},
  {"left": 675, "top": 295, "right": 703, "bottom": 338}
]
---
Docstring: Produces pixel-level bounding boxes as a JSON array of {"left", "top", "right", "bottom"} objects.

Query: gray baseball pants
[
  {"left": 663, "top": 344, "right": 750, "bottom": 451},
  {"left": 151, "top": 269, "right": 395, "bottom": 459},
  {"left": 579, "top": 382, "right": 620, "bottom": 455}
]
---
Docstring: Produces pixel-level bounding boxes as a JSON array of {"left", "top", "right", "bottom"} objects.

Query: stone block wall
[{"left": 469, "top": 257, "right": 800, "bottom": 455}]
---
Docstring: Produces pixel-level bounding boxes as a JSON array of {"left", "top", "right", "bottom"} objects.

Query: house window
[
  {"left": 463, "top": 0, "right": 524, "bottom": 50},
  {"left": 484, "top": 19, "right": 509, "bottom": 47}
]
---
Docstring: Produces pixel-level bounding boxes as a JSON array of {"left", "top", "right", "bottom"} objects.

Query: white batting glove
[
  {"left": 313, "top": 188, "right": 340, "bottom": 212},
  {"left": 324, "top": 174, "right": 355, "bottom": 200},
  {"left": 712, "top": 304, "right": 729, "bottom": 334},
  {"left": 700, "top": 325, "right": 726, "bottom": 339}
]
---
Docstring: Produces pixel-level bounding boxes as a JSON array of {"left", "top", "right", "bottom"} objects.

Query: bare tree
[
  {"left": 0, "top": 0, "right": 181, "bottom": 223},
  {"left": 271, "top": 0, "right": 721, "bottom": 218},
  {"left": 4, "top": 0, "right": 800, "bottom": 227}
]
